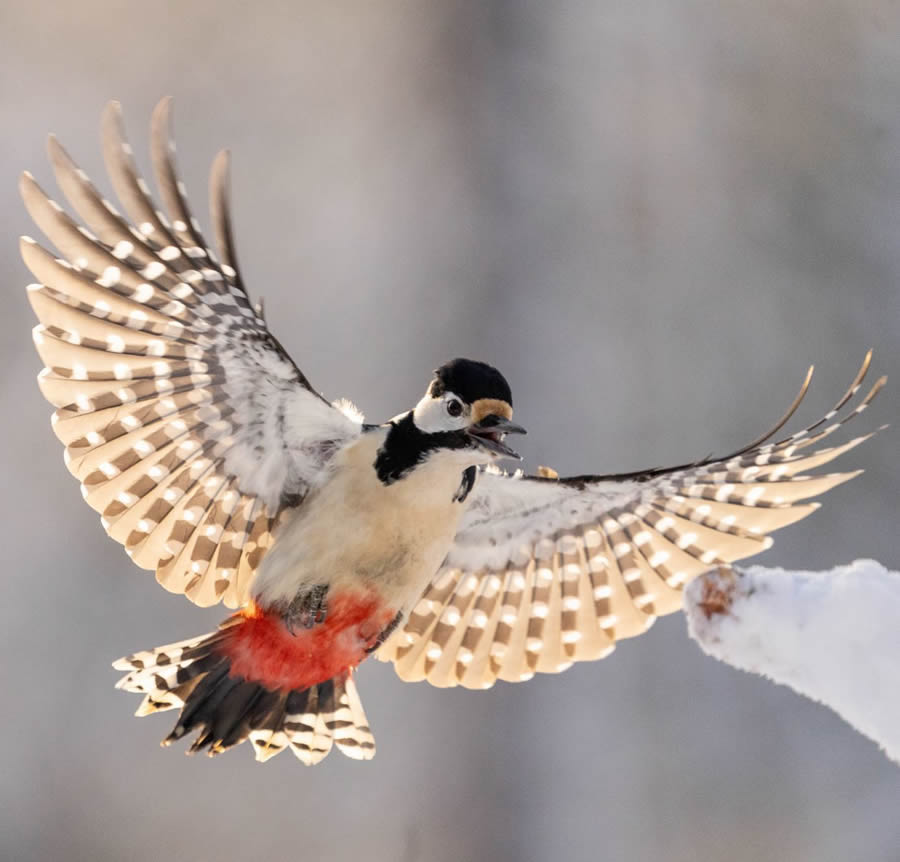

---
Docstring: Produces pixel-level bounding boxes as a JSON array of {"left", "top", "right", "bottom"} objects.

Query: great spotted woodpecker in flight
[{"left": 22, "top": 100, "right": 885, "bottom": 764}]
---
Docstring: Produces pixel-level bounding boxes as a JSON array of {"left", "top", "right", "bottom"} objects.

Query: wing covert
[
  {"left": 23, "top": 100, "right": 362, "bottom": 608},
  {"left": 377, "top": 356, "right": 885, "bottom": 688}
]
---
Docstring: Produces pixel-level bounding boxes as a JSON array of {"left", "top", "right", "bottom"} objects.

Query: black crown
[{"left": 430, "top": 358, "right": 512, "bottom": 407}]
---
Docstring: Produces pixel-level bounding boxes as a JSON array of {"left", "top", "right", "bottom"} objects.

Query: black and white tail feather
[{"left": 113, "top": 631, "right": 375, "bottom": 763}]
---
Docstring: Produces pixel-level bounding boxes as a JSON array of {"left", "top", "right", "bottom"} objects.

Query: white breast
[{"left": 253, "top": 430, "right": 469, "bottom": 612}]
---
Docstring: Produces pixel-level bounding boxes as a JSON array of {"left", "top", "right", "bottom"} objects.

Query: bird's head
[{"left": 410, "top": 358, "right": 526, "bottom": 463}]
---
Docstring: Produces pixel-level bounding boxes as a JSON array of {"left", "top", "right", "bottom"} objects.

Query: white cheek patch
[{"left": 413, "top": 393, "right": 468, "bottom": 434}]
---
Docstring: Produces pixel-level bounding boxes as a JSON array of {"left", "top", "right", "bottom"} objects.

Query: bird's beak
[{"left": 467, "top": 416, "right": 527, "bottom": 460}]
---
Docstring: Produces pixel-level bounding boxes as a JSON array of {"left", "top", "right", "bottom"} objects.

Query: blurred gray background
[{"left": 1, "top": 1, "right": 898, "bottom": 861}]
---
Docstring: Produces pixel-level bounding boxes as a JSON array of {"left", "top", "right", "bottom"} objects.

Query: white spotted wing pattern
[
  {"left": 23, "top": 100, "right": 361, "bottom": 609},
  {"left": 376, "top": 357, "right": 885, "bottom": 688}
]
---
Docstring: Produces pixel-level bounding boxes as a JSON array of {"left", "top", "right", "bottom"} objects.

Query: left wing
[
  {"left": 22, "top": 101, "right": 363, "bottom": 609},
  {"left": 376, "top": 356, "right": 884, "bottom": 688}
]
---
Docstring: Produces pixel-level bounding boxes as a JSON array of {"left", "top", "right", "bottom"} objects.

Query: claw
[{"left": 283, "top": 584, "right": 329, "bottom": 635}]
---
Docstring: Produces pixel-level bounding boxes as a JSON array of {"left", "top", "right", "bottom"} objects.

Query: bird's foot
[{"left": 283, "top": 584, "right": 329, "bottom": 634}]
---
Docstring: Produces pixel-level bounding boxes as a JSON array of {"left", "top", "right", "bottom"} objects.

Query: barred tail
[{"left": 113, "top": 626, "right": 376, "bottom": 764}]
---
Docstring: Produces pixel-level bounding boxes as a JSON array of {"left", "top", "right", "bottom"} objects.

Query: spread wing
[
  {"left": 377, "top": 356, "right": 885, "bottom": 688},
  {"left": 23, "top": 100, "right": 362, "bottom": 609}
]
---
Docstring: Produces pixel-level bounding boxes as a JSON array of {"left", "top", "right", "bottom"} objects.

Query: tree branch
[{"left": 684, "top": 560, "right": 900, "bottom": 766}]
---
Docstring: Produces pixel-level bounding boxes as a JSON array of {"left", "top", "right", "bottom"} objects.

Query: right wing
[
  {"left": 23, "top": 99, "right": 362, "bottom": 608},
  {"left": 377, "top": 356, "right": 885, "bottom": 688}
]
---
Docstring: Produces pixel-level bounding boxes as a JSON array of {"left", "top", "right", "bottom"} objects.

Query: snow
[{"left": 684, "top": 560, "right": 900, "bottom": 766}]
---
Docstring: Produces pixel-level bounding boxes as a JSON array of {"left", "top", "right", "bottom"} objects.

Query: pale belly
[{"left": 252, "top": 431, "right": 469, "bottom": 614}]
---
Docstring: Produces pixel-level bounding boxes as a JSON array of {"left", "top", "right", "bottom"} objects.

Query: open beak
[{"left": 467, "top": 416, "right": 527, "bottom": 460}]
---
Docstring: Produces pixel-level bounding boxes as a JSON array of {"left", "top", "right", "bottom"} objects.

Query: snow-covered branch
[{"left": 684, "top": 560, "right": 900, "bottom": 766}]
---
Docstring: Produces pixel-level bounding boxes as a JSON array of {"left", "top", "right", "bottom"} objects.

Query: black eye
[{"left": 446, "top": 399, "right": 463, "bottom": 418}]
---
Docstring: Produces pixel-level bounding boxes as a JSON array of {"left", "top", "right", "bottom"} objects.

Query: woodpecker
[{"left": 22, "top": 100, "right": 885, "bottom": 765}]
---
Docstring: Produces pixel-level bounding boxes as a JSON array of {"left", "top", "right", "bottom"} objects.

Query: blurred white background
[{"left": 1, "top": 2, "right": 898, "bottom": 860}]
